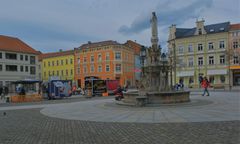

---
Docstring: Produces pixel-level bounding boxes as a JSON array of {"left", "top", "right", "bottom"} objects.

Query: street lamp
[
  {"left": 140, "top": 46, "right": 146, "bottom": 77},
  {"left": 140, "top": 46, "right": 146, "bottom": 66}
]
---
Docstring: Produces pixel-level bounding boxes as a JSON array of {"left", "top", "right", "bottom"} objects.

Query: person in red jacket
[{"left": 201, "top": 77, "right": 210, "bottom": 96}]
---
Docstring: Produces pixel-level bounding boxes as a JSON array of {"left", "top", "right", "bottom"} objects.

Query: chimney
[{"left": 168, "top": 24, "right": 176, "bottom": 40}]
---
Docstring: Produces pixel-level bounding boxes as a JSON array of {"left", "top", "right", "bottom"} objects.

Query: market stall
[{"left": 10, "top": 80, "right": 42, "bottom": 103}]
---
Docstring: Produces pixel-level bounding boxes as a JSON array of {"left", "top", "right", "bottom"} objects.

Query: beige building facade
[{"left": 168, "top": 20, "right": 230, "bottom": 88}]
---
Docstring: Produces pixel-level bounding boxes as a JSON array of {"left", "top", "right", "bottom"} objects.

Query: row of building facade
[
  {"left": 0, "top": 20, "right": 239, "bottom": 92},
  {"left": 39, "top": 40, "right": 141, "bottom": 88}
]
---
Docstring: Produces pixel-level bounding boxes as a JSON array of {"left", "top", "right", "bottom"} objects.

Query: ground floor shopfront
[
  {"left": 175, "top": 69, "right": 230, "bottom": 89},
  {"left": 230, "top": 66, "right": 240, "bottom": 86}
]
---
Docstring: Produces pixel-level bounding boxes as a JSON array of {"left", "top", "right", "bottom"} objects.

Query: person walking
[{"left": 201, "top": 77, "right": 210, "bottom": 96}]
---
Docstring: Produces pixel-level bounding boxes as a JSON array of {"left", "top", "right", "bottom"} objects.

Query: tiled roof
[
  {"left": 79, "top": 40, "right": 120, "bottom": 49},
  {"left": 0, "top": 35, "right": 40, "bottom": 54},
  {"left": 176, "top": 22, "right": 230, "bottom": 38},
  {"left": 124, "top": 40, "right": 142, "bottom": 55},
  {"left": 230, "top": 24, "right": 240, "bottom": 30},
  {"left": 39, "top": 50, "right": 74, "bottom": 61}
]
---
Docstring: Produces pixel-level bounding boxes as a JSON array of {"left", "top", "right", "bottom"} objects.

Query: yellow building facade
[
  {"left": 39, "top": 50, "right": 74, "bottom": 81},
  {"left": 168, "top": 20, "right": 230, "bottom": 88}
]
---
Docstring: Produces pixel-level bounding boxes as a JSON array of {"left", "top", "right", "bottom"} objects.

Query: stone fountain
[{"left": 121, "top": 12, "right": 190, "bottom": 106}]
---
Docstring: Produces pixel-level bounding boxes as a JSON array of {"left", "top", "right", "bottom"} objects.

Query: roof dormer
[{"left": 195, "top": 19, "right": 206, "bottom": 35}]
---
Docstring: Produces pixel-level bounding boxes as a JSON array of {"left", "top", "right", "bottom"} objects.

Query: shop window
[
  {"left": 209, "top": 76, "right": 214, "bottom": 84},
  {"left": 220, "top": 75, "right": 225, "bottom": 83}
]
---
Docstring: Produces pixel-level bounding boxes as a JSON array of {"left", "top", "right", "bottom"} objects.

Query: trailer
[{"left": 48, "top": 80, "right": 72, "bottom": 99}]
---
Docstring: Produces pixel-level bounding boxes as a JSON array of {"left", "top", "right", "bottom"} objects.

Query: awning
[
  {"left": 230, "top": 65, "right": 240, "bottom": 70},
  {"left": 207, "top": 69, "right": 227, "bottom": 75},
  {"left": 177, "top": 71, "right": 194, "bottom": 77},
  {"left": 12, "top": 80, "right": 41, "bottom": 84}
]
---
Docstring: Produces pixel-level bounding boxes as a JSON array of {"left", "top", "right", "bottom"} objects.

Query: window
[
  {"left": 115, "top": 52, "right": 121, "bottom": 60},
  {"left": 208, "top": 42, "right": 214, "bottom": 50},
  {"left": 189, "top": 77, "right": 194, "bottom": 84},
  {"left": 70, "top": 59, "right": 73, "bottom": 64},
  {"left": 0, "top": 65, "right": 2, "bottom": 71},
  {"left": 198, "top": 44, "right": 203, "bottom": 51},
  {"left": 91, "top": 55, "right": 94, "bottom": 62},
  {"left": 188, "top": 45, "right": 193, "bottom": 52},
  {"left": 115, "top": 64, "right": 121, "bottom": 72},
  {"left": 233, "top": 41, "right": 238, "bottom": 49},
  {"left": 66, "top": 59, "right": 68, "bottom": 65},
  {"left": 25, "top": 66, "right": 28, "bottom": 72},
  {"left": 20, "top": 66, "right": 24, "bottom": 72},
  {"left": 48, "top": 62, "right": 50, "bottom": 66},
  {"left": 61, "top": 70, "right": 64, "bottom": 76},
  {"left": 44, "top": 62, "right": 46, "bottom": 67},
  {"left": 98, "top": 65, "right": 102, "bottom": 72},
  {"left": 25, "top": 55, "right": 28, "bottom": 61},
  {"left": 178, "top": 45, "right": 184, "bottom": 54},
  {"left": 52, "top": 71, "right": 55, "bottom": 76},
  {"left": 52, "top": 61, "right": 54, "bottom": 66},
  {"left": 20, "top": 55, "right": 23, "bottom": 60},
  {"left": 48, "top": 71, "right": 51, "bottom": 76},
  {"left": 198, "top": 28, "right": 202, "bottom": 35},
  {"left": 98, "top": 54, "right": 102, "bottom": 61},
  {"left": 91, "top": 65, "right": 94, "bottom": 72},
  {"left": 209, "top": 76, "right": 214, "bottom": 83},
  {"left": 6, "top": 65, "right": 18, "bottom": 71},
  {"left": 66, "top": 70, "right": 68, "bottom": 76},
  {"left": 106, "top": 53, "right": 110, "bottom": 61},
  {"left": 30, "top": 56, "right": 35, "bottom": 64},
  {"left": 220, "top": 55, "right": 225, "bottom": 64},
  {"left": 61, "top": 60, "right": 63, "bottom": 65},
  {"left": 84, "top": 66, "right": 87, "bottom": 73},
  {"left": 220, "top": 75, "right": 225, "bottom": 83},
  {"left": 77, "top": 58, "right": 80, "bottom": 64},
  {"left": 6, "top": 53, "right": 17, "bottom": 60},
  {"left": 71, "top": 69, "right": 73, "bottom": 75},
  {"left": 77, "top": 67, "right": 80, "bottom": 74},
  {"left": 188, "top": 57, "right": 194, "bottom": 67},
  {"left": 84, "top": 57, "right": 87, "bottom": 63},
  {"left": 56, "top": 60, "right": 58, "bottom": 66},
  {"left": 0, "top": 52, "right": 2, "bottom": 59},
  {"left": 234, "top": 56, "right": 239, "bottom": 64},
  {"left": 106, "top": 65, "right": 110, "bottom": 72},
  {"left": 198, "top": 57, "right": 203, "bottom": 66},
  {"left": 209, "top": 56, "right": 214, "bottom": 65},
  {"left": 219, "top": 41, "right": 225, "bottom": 49},
  {"left": 30, "top": 66, "right": 36, "bottom": 75}
]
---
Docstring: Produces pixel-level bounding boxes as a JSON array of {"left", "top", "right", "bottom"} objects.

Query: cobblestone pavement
[
  {"left": 0, "top": 91, "right": 239, "bottom": 144},
  {"left": 0, "top": 109, "right": 239, "bottom": 144}
]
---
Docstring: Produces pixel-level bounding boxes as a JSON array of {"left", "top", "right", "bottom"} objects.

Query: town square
[{"left": 0, "top": 0, "right": 240, "bottom": 144}]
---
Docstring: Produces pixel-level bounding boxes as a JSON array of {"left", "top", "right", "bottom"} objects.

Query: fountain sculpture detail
[{"left": 121, "top": 12, "right": 190, "bottom": 106}]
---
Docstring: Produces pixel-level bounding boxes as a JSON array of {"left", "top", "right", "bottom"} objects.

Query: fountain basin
[{"left": 122, "top": 90, "right": 190, "bottom": 106}]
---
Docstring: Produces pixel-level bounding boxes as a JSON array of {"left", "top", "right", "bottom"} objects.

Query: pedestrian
[
  {"left": 179, "top": 79, "right": 184, "bottom": 90},
  {"left": 201, "top": 77, "right": 210, "bottom": 96}
]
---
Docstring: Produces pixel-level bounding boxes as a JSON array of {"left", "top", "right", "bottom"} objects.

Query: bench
[{"left": 135, "top": 96, "right": 148, "bottom": 107}]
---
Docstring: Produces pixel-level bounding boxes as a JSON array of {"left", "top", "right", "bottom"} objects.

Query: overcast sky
[{"left": 0, "top": 0, "right": 239, "bottom": 53}]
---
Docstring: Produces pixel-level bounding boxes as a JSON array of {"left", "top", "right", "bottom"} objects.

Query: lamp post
[{"left": 140, "top": 46, "right": 146, "bottom": 76}]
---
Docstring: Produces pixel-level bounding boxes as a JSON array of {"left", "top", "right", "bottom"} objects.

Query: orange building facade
[
  {"left": 74, "top": 41, "right": 135, "bottom": 88},
  {"left": 229, "top": 24, "right": 240, "bottom": 86}
]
